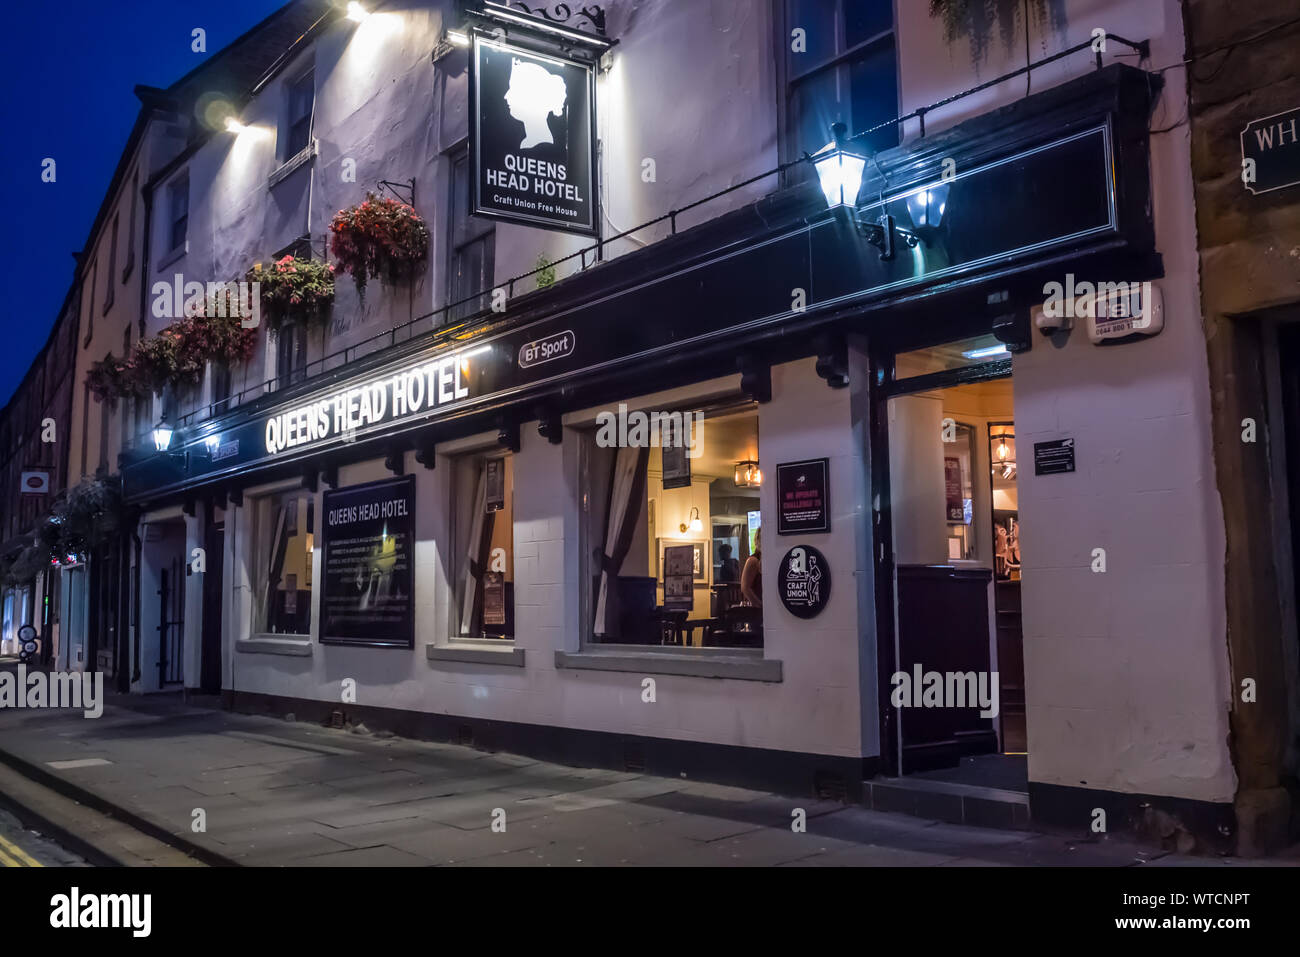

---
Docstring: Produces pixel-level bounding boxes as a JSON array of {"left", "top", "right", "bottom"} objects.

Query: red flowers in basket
[{"left": 329, "top": 193, "right": 430, "bottom": 296}]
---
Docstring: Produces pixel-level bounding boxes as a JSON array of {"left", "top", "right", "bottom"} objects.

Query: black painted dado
[
  {"left": 223, "top": 690, "right": 874, "bottom": 803},
  {"left": 122, "top": 65, "right": 1162, "bottom": 507}
]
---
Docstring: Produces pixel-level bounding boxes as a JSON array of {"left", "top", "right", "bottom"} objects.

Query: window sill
[
  {"left": 554, "top": 648, "right": 782, "bottom": 682},
  {"left": 236, "top": 636, "right": 313, "bottom": 657},
  {"left": 157, "top": 243, "right": 187, "bottom": 272},
  {"left": 268, "top": 141, "right": 317, "bottom": 189},
  {"left": 426, "top": 641, "right": 524, "bottom": 667}
]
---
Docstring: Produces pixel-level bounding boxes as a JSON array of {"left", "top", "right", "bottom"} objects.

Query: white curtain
[
  {"left": 593, "top": 445, "right": 644, "bottom": 635},
  {"left": 459, "top": 462, "right": 490, "bottom": 635}
]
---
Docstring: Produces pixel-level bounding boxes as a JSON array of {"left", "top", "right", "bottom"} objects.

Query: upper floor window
[
  {"left": 782, "top": 0, "right": 899, "bottom": 168},
  {"left": 104, "top": 213, "right": 118, "bottom": 313},
  {"left": 82, "top": 260, "right": 98, "bottom": 348},
  {"left": 123, "top": 170, "right": 138, "bottom": 281},
  {"left": 285, "top": 70, "right": 315, "bottom": 159},
  {"left": 447, "top": 146, "right": 494, "bottom": 324},
  {"left": 167, "top": 175, "right": 189, "bottom": 254},
  {"left": 276, "top": 321, "right": 308, "bottom": 389}
]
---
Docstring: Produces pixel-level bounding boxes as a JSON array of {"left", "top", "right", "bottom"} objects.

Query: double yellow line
[{"left": 0, "top": 833, "right": 42, "bottom": 867}]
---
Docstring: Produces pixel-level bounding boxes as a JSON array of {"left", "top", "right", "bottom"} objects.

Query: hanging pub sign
[
  {"left": 321, "top": 475, "right": 416, "bottom": 647},
  {"left": 777, "top": 544, "right": 831, "bottom": 619},
  {"left": 470, "top": 33, "right": 597, "bottom": 235},
  {"left": 1242, "top": 107, "right": 1300, "bottom": 195},
  {"left": 777, "top": 458, "right": 830, "bottom": 534}
]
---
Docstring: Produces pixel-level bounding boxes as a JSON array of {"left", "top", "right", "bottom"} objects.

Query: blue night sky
[{"left": 0, "top": 0, "right": 287, "bottom": 408}]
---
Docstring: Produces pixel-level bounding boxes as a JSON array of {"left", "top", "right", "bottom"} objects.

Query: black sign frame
[
  {"left": 777, "top": 458, "right": 830, "bottom": 535},
  {"left": 1241, "top": 107, "right": 1300, "bottom": 196},
  {"left": 777, "top": 544, "right": 832, "bottom": 619},
  {"left": 1033, "top": 438, "right": 1076, "bottom": 476},
  {"left": 320, "top": 475, "right": 416, "bottom": 648},
  {"left": 469, "top": 31, "right": 599, "bottom": 237}
]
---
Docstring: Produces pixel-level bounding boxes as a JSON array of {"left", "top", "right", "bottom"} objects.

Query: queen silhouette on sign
[{"left": 504, "top": 57, "right": 568, "bottom": 149}]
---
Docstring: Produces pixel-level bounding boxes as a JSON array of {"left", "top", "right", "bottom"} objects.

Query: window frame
[
  {"left": 104, "top": 214, "right": 118, "bottom": 313},
  {"left": 446, "top": 143, "right": 495, "bottom": 324},
  {"left": 249, "top": 484, "right": 316, "bottom": 639},
  {"left": 449, "top": 447, "right": 516, "bottom": 642},
  {"left": 776, "top": 0, "right": 901, "bottom": 181},
  {"left": 283, "top": 68, "right": 316, "bottom": 161},
  {"left": 122, "top": 170, "right": 137, "bottom": 282},
  {"left": 166, "top": 175, "right": 189, "bottom": 257},
  {"left": 576, "top": 395, "right": 765, "bottom": 653}
]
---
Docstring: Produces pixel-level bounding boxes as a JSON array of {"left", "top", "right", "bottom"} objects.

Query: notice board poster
[
  {"left": 662, "top": 544, "right": 694, "bottom": 611},
  {"left": 471, "top": 34, "right": 597, "bottom": 235},
  {"left": 321, "top": 475, "right": 415, "bottom": 647},
  {"left": 944, "top": 457, "right": 964, "bottom": 522},
  {"left": 777, "top": 458, "right": 830, "bottom": 534}
]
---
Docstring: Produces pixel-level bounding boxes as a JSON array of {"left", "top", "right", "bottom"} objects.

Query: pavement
[{"left": 0, "top": 690, "right": 1292, "bottom": 867}]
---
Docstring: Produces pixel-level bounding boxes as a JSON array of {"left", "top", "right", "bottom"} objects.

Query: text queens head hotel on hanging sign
[
  {"left": 470, "top": 25, "right": 598, "bottom": 236},
  {"left": 264, "top": 350, "right": 483, "bottom": 456}
]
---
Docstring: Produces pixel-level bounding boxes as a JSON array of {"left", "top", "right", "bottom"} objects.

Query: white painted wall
[
  {"left": 227, "top": 357, "right": 872, "bottom": 759},
  {"left": 895, "top": 0, "right": 1232, "bottom": 802}
]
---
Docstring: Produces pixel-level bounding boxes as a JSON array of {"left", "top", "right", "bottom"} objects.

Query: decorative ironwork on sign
[{"left": 510, "top": 2, "right": 607, "bottom": 35}]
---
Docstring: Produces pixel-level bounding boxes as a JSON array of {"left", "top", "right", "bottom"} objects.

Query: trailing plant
[
  {"left": 329, "top": 193, "right": 431, "bottom": 296},
  {"left": 535, "top": 253, "right": 557, "bottom": 290},
  {"left": 127, "top": 324, "right": 195, "bottom": 396},
  {"left": 249, "top": 255, "right": 336, "bottom": 333},
  {"left": 85, "top": 354, "right": 133, "bottom": 403},
  {"left": 4, "top": 477, "right": 123, "bottom": 585},
  {"left": 928, "top": 0, "right": 1065, "bottom": 64}
]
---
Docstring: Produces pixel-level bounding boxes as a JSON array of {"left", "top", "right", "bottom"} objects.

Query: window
[
  {"left": 285, "top": 70, "right": 315, "bottom": 159},
  {"left": 123, "top": 171, "right": 137, "bottom": 280},
  {"left": 167, "top": 176, "right": 189, "bottom": 253},
  {"left": 104, "top": 214, "right": 118, "bottom": 312},
  {"left": 447, "top": 147, "right": 495, "bottom": 323},
  {"left": 82, "top": 261, "right": 97, "bottom": 348},
  {"left": 782, "top": 0, "right": 898, "bottom": 170},
  {"left": 581, "top": 402, "right": 763, "bottom": 648},
  {"left": 276, "top": 321, "right": 308, "bottom": 388},
  {"left": 253, "top": 487, "right": 315, "bottom": 636},
  {"left": 452, "top": 452, "right": 514, "bottom": 639}
]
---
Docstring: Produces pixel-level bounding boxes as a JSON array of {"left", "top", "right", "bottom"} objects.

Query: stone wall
[{"left": 1184, "top": 1, "right": 1300, "bottom": 855}]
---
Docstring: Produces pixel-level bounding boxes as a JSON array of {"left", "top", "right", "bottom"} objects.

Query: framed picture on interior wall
[
  {"left": 691, "top": 540, "right": 710, "bottom": 583},
  {"left": 661, "top": 442, "right": 691, "bottom": 490},
  {"left": 662, "top": 543, "right": 695, "bottom": 610}
]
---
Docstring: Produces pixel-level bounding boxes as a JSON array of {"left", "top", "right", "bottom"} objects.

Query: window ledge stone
[
  {"left": 426, "top": 642, "right": 525, "bottom": 667},
  {"left": 269, "top": 141, "right": 317, "bottom": 189},
  {"left": 237, "top": 636, "right": 313, "bottom": 657},
  {"left": 554, "top": 649, "right": 782, "bottom": 682}
]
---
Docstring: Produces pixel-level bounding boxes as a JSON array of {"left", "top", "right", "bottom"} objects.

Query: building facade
[{"left": 26, "top": 0, "right": 1294, "bottom": 853}]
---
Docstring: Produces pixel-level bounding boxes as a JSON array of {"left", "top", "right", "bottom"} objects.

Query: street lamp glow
[
  {"left": 812, "top": 122, "right": 868, "bottom": 209},
  {"left": 446, "top": 29, "right": 469, "bottom": 46},
  {"left": 153, "top": 422, "right": 175, "bottom": 452},
  {"left": 224, "top": 117, "right": 247, "bottom": 134},
  {"left": 346, "top": 2, "right": 370, "bottom": 22}
]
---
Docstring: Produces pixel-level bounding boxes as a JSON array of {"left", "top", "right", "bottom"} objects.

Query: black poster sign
[
  {"left": 471, "top": 34, "right": 597, "bottom": 235},
  {"left": 1033, "top": 438, "right": 1076, "bottom": 476},
  {"left": 1242, "top": 108, "right": 1300, "bottom": 195},
  {"left": 777, "top": 458, "right": 830, "bottom": 534},
  {"left": 485, "top": 458, "right": 505, "bottom": 512},
  {"left": 321, "top": 475, "right": 415, "bottom": 647},
  {"left": 777, "top": 545, "right": 831, "bottom": 619}
]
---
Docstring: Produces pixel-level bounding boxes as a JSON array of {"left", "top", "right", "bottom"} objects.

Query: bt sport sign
[{"left": 471, "top": 33, "right": 597, "bottom": 236}]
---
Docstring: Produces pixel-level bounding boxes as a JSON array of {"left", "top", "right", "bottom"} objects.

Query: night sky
[{"left": 0, "top": 0, "right": 287, "bottom": 408}]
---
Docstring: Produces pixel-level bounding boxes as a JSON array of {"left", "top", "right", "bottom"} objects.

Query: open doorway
[{"left": 874, "top": 334, "right": 1027, "bottom": 791}]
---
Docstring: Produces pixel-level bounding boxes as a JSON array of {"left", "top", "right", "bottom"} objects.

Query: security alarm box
[{"left": 1087, "top": 282, "right": 1164, "bottom": 344}]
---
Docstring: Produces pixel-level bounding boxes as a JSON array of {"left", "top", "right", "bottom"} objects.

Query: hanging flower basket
[
  {"left": 86, "top": 354, "right": 133, "bottom": 403},
  {"left": 329, "top": 193, "right": 430, "bottom": 296},
  {"left": 176, "top": 312, "right": 257, "bottom": 371},
  {"left": 250, "top": 255, "right": 336, "bottom": 333},
  {"left": 127, "top": 325, "right": 195, "bottom": 396}
]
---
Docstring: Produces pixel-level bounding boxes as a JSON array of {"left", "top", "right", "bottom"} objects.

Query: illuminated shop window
[
  {"left": 452, "top": 452, "right": 514, "bottom": 639},
  {"left": 253, "top": 487, "right": 315, "bottom": 636},
  {"left": 582, "top": 402, "right": 763, "bottom": 649}
]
